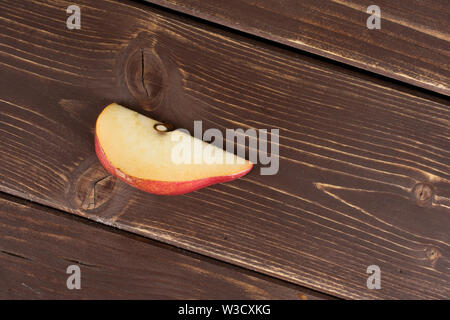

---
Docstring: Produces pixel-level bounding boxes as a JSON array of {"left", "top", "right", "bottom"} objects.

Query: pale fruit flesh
[{"left": 95, "top": 103, "right": 253, "bottom": 195}]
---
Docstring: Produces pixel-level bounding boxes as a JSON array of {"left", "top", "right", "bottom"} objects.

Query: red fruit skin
[{"left": 95, "top": 133, "right": 253, "bottom": 195}]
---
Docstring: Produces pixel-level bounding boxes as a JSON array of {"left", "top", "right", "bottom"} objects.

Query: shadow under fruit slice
[{"left": 95, "top": 103, "right": 253, "bottom": 195}]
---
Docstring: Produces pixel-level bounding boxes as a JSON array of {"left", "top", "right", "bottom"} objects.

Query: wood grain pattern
[
  {"left": 144, "top": 0, "right": 450, "bottom": 95},
  {"left": 0, "top": 193, "right": 327, "bottom": 299},
  {"left": 0, "top": 0, "right": 449, "bottom": 299}
]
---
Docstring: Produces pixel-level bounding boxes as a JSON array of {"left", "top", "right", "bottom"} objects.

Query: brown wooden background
[
  {"left": 0, "top": 0, "right": 449, "bottom": 299},
  {"left": 145, "top": 0, "right": 450, "bottom": 95}
]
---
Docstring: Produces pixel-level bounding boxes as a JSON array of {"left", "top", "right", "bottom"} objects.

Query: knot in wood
[
  {"left": 125, "top": 47, "right": 166, "bottom": 111},
  {"left": 425, "top": 247, "right": 441, "bottom": 266},
  {"left": 69, "top": 158, "right": 117, "bottom": 211},
  {"left": 412, "top": 183, "right": 433, "bottom": 207}
]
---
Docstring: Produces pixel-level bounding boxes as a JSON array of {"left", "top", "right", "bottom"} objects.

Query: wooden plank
[
  {"left": 0, "top": 193, "right": 326, "bottom": 299},
  {"left": 144, "top": 0, "right": 450, "bottom": 96},
  {"left": 0, "top": 0, "right": 449, "bottom": 299}
]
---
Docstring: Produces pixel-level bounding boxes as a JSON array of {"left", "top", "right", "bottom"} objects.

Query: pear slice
[{"left": 95, "top": 103, "right": 253, "bottom": 195}]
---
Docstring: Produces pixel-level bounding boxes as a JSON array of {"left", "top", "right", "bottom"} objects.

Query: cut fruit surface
[{"left": 95, "top": 103, "right": 253, "bottom": 195}]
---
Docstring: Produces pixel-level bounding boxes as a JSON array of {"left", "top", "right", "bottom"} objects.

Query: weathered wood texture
[
  {"left": 0, "top": 0, "right": 449, "bottom": 299},
  {"left": 0, "top": 194, "right": 326, "bottom": 299},
  {"left": 144, "top": 0, "right": 450, "bottom": 95}
]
